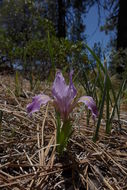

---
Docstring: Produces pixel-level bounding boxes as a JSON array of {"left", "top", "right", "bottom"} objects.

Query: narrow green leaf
[
  {"left": 56, "top": 111, "right": 61, "bottom": 144},
  {"left": 84, "top": 43, "right": 121, "bottom": 132},
  {"left": 109, "top": 79, "right": 126, "bottom": 127},
  {"left": 93, "top": 73, "right": 107, "bottom": 142},
  {"left": 105, "top": 64, "right": 110, "bottom": 134},
  {"left": 57, "top": 119, "right": 72, "bottom": 155}
]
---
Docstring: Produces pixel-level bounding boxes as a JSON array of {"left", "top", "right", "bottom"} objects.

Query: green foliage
[
  {"left": 78, "top": 44, "right": 126, "bottom": 141},
  {"left": 0, "top": 0, "right": 55, "bottom": 72},
  {"left": 0, "top": 28, "right": 85, "bottom": 89},
  {"left": 0, "top": 0, "right": 86, "bottom": 79},
  {"left": 109, "top": 48, "right": 127, "bottom": 78},
  {"left": 56, "top": 112, "right": 73, "bottom": 155}
]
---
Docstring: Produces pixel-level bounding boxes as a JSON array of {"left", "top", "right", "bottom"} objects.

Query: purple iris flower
[{"left": 27, "top": 71, "right": 98, "bottom": 120}]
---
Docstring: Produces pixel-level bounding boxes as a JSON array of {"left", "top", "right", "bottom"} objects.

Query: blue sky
[{"left": 85, "top": 4, "right": 110, "bottom": 50}]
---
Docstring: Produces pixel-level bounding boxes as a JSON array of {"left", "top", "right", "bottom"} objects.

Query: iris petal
[
  {"left": 52, "top": 71, "right": 77, "bottom": 120},
  {"left": 27, "top": 94, "right": 51, "bottom": 115},
  {"left": 52, "top": 71, "right": 68, "bottom": 100},
  {"left": 78, "top": 96, "right": 98, "bottom": 118}
]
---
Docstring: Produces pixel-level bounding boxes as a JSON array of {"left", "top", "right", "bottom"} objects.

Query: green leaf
[
  {"left": 109, "top": 79, "right": 126, "bottom": 127},
  {"left": 57, "top": 119, "right": 72, "bottom": 155},
  {"left": 93, "top": 69, "right": 107, "bottom": 142}
]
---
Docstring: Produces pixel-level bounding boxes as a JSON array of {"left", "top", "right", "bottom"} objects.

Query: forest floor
[{"left": 0, "top": 73, "right": 127, "bottom": 190}]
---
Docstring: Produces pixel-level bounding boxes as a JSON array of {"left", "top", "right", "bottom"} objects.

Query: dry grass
[{"left": 0, "top": 74, "right": 127, "bottom": 190}]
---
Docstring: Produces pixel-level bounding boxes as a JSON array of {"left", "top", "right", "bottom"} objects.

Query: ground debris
[{"left": 0, "top": 74, "right": 127, "bottom": 190}]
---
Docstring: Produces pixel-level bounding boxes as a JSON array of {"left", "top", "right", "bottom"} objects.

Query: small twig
[
  {"left": 23, "top": 149, "right": 36, "bottom": 174},
  {"left": 92, "top": 165, "right": 115, "bottom": 190}
]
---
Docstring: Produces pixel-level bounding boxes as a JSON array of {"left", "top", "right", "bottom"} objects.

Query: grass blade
[
  {"left": 93, "top": 73, "right": 107, "bottom": 142},
  {"left": 109, "top": 79, "right": 126, "bottom": 127}
]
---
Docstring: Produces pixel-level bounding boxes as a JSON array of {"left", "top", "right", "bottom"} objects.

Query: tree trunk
[{"left": 117, "top": 0, "right": 127, "bottom": 49}]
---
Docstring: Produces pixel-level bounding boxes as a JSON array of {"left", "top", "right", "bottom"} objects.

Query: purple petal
[
  {"left": 52, "top": 71, "right": 77, "bottom": 120},
  {"left": 78, "top": 96, "right": 98, "bottom": 118},
  {"left": 27, "top": 94, "right": 51, "bottom": 115},
  {"left": 52, "top": 71, "right": 69, "bottom": 99}
]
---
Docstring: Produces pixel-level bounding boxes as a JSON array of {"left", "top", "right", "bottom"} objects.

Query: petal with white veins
[
  {"left": 52, "top": 71, "right": 77, "bottom": 120},
  {"left": 78, "top": 96, "right": 98, "bottom": 119},
  {"left": 27, "top": 94, "right": 51, "bottom": 115}
]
